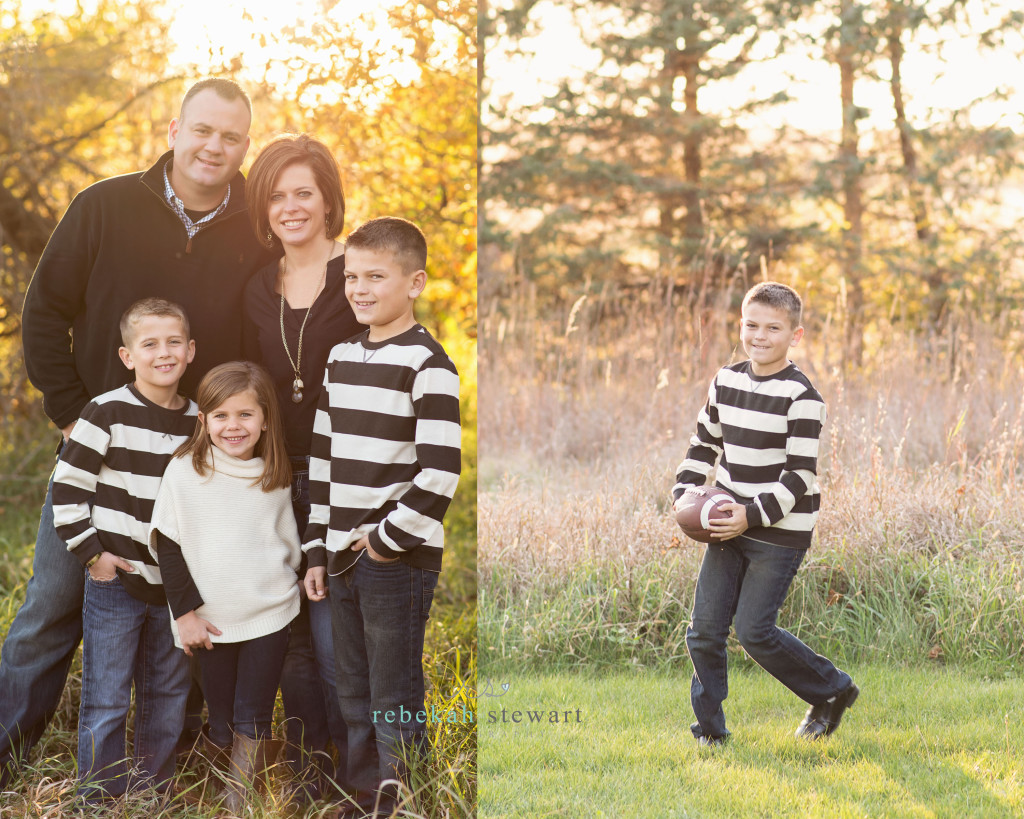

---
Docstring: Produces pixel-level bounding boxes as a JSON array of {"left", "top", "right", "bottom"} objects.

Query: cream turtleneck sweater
[{"left": 150, "top": 448, "right": 300, "bottom": 647}]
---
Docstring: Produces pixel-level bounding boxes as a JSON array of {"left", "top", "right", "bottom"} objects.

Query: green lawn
[{"left": 478, "top": 665, "right": 1023, "bottom": 818}]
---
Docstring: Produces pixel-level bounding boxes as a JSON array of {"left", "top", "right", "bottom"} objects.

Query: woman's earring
[
  {"left": 265, "top": 229, "right": 275, "bottom": 247},
  {"left": 325, "top": 214, "right": 331, "bottom": 237}
]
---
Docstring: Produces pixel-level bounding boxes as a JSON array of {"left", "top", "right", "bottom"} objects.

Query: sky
[
  {"left": 166, "top": 0, "right": 338, "bottom": 68},
  {"left": 14, "top": 0, "right": 407, "bottom": 92},
  {"left": 164, "top": 0, "right": 413, "bottom": 86},
  {"left": 483, "top": 0, "right": 1024, "bottom": 138},
  {"left": 23, "top": 0, "right": 1022, "bottom": 138}
]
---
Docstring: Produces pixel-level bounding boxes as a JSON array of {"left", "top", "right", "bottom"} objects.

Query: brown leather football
[{"left": 675, "top": 485, "right": 737, "bottom": 543}]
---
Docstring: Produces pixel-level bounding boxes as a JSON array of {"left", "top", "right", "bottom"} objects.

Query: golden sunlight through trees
[{"left": 1, "top": 0, "right": 477, "bottom": 473}]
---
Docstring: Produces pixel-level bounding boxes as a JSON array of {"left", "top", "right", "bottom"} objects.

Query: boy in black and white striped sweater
[
  {"left": 673, "top": 282, "right": 858, "bottom": 747},
  {"left": 303, "top": 217, "right": 461, "bottom": 817},
  {"left": 52, "top": 298, "right": 196, "bottom": 802}
]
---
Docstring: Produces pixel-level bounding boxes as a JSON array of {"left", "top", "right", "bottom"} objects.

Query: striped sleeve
[
  {"left": 671, "top": 375, "right": 722, "bottom": 503},
  {"left": 368, "top": 353, "right": 461, "bottom": 559},
  {"left": 302, "top": 379, "right": 333, "bottom": 568},
  {"left": 746, "top": 390, "right": 825, "bottom": 528},
  {"left": 52, "top": 402, "right": 112, "bottom": 565}
]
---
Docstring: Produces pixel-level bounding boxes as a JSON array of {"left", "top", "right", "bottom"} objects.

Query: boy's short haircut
[
  {"left": 346, "top": 217, "right": 427, "bottom": 275},
  {"left": 120, "top": 298, "right": 191, "bottom": 348},
  {"left": 742, "top": 282, "right": 803, "bottom": 328},
  {"left": 179, "top": 77, "right": 252, "bottom": 118}
]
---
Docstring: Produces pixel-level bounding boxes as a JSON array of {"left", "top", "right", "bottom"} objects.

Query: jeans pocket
[
  {"left": 421, "top": 571, "right": 438, "bottom": 618},
  {"left": 291, "top": 471, "right": 308, "bottom": 503},
  {"left": 85, "top": 569, "right": 120, "bottom": 585},
  {"left": 365, "top": 553, "right": 401, "bottom": 567}
]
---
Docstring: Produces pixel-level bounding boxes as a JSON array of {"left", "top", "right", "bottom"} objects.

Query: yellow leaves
[
  {"left": 238, "top": 0, "right": 477, "bottom": 351},
  {"left": 660, "top": 534, "right": 682, "bottom": 555},
  {"left": 4, "top": 0, "right": 479, "bottom": 401}
]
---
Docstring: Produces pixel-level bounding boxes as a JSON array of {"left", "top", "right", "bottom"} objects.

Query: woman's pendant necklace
[{"left": 280, "top": 246, "right": 332, "bottom": 403}]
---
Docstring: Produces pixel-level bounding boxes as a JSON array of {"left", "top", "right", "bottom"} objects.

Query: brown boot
[
  {"left": 166, "top": 724, "right": 232, "bottom": 807},
  {"left": 200, "top": 723, "right": 232, "bottom": 771},
  {"left": 222, "top": 732, "right": 284, "bottom": 814}
]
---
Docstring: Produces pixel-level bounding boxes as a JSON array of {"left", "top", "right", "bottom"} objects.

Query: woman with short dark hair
[{"left": 244, "top": 133, "right": 360, "bottom": 805}]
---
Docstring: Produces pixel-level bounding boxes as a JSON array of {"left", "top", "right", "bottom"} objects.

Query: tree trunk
[
  {"left": 887, "top": 6, "right": 945, "bottom": 328},
  {"left": 889, "top": 25, "right": 928, "bottom": 240},
  {"left": 680, "top": 44, "right": 704, "bottom": 249},
  {"left": 659, "top": 4, "right": 704, "bottom": 271},
  {"left": 838, "top": 0, "right": 864, "bottom": 366},
  {"left": 657, "top": 43, "right": 682, "bottom": 275}
]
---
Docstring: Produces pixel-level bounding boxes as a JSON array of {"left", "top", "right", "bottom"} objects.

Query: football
[{"left": 674, "top": 485, "right": 737, "bottom": 543}]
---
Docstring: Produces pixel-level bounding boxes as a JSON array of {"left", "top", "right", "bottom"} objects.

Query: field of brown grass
[{"left": 478, "top": 283, "right": 1024, "bottom": 668}]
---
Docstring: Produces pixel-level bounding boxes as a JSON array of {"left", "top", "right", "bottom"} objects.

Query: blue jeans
[
  {"left": 280, "top": 462, "right": 348, "bottom": 790},
  {"left": 330, "top": 559, "right": 437, "bottom": 813},
  {"left": 77, "top": 573, "right": 190, "bottom": 800},
  {"left": 198, "top": 626, "right": 291, "bottom": 746},
  {"left": 0, "top": 469, "right": 84, "bottom": 786},
  {"left": 686, "top": 536, "right": 851, "bottom": 739}
]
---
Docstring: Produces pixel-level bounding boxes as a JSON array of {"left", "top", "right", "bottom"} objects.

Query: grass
[
  {"left": 478, "top": 665, "right": 1024, "bottom": 818},
  {"left": 0, "top": 547, "right": 475, "bottom": 818},
  {"left": 478, "top": 292, "right": 1024, "bottom": 673},
  {"left": 477, "top": 287, "right": 1024, "bottom": 815},
  {"left": 0, "top": 415, "right": 477, "bottom": 818},
  {"left": 478, "top": 547, "right": 1024, "bottom": 672}
]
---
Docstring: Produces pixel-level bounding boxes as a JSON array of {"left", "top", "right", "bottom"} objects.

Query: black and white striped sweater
[
  {"left": 672, "top": 361, "right": 825, "bottom": 549},
  {"left": 52, "top": 383, "right": 198, "bottom": 603},
  {"left": 302, "top": 324, "right": 462, "bottom": 574}
]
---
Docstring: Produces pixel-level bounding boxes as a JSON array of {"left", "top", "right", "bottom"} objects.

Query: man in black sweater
[{"left": 0, "top": 78, "right": 275, "bottom": 787}]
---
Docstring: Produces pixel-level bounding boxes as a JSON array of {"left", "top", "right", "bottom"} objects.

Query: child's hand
[
  {"left": 708, "top": 503, "right": 749, "bottom": 540},
  {"left": 88, "top": 551, "right": 135, "bottom": 582},
  {"left": 176, "top": 610, "right": 222, "bottom": 657},
  {"left": 350, "top": 536, "right": 399, "bottom": 563},
  {"left": 304, "top": 566, "right": 327, "bottom": 601}
]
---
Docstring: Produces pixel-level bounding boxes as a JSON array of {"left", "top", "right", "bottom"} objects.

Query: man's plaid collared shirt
[{"left": 162, "top": 160, "right": 231, "bottom": 242}]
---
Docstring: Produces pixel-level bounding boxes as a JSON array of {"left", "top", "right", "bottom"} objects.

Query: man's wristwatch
[{"left": 85, "top": 553, "right": 101, "bottom": 568}]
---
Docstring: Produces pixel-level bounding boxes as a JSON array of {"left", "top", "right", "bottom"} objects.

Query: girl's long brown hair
[{"left": 174, "top": 361, "right": 291, "bottom": 491}]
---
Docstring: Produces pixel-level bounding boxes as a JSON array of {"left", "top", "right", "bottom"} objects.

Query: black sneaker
[{"left": 795, "top": 682, "right": 860, "bottom": 740}]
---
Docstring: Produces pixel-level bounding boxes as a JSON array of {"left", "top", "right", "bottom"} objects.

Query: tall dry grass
[{"left": 478, "top": 279, "right": 1024, "bottom": 669}]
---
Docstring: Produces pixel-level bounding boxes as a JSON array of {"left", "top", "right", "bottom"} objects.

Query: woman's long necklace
[{"left": 279, "top": 246, "right": 332, "bottom": 403}]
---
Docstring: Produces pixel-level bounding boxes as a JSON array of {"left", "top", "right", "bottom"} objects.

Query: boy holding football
[{"left": 672, "top": 281, "right": 858, "bottom": 747}]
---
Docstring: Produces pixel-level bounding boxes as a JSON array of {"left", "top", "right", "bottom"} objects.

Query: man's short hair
[
  {"left": 742, "top": 281, "right": 803, "bottom": 328},
  {"left": 179, "top": 78, "right": 252, "bottom": 120},
  {"left": 120, "top": 298, "right": 190, "bottom": 347},
  {"left": 247, "top": 133, "right": 346, "bottom": 247},
  {"left": 345, "top": 217, "right": 427, "bottom": 274}
]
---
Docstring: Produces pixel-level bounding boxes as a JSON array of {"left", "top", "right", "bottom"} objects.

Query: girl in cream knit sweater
[{"left": 150, "top": 362, "right": 300, "bottom": 810}]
